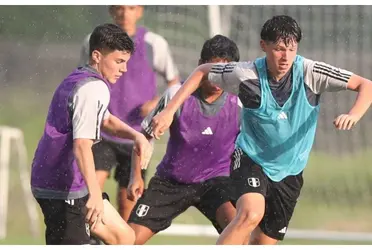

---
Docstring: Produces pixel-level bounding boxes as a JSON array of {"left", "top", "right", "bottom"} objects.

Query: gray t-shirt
[
  {"left": 141, "top": 84, "right": 242, "bottom": 137},
  {"left": 79, "top": 29, "right": 179, "bottom": 82},
  {"left": 208, "top": 57, "right": 353, "bottom": 108},
  {"left": 71, "top": 66, "right": 111, "bottom": 142}
]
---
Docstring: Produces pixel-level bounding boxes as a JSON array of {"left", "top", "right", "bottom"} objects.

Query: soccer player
[
  {"left": 150, "top": 15, "right": 372, "bottom": 245},
  {"left": 127, "top": 35, "right": 241, "bottom": 245},
  {"left": 79, "top": 5, "right": 179, "bottom": 221},
  {"left": 31, "top": 23, "right": 152, "bottom": 245}
]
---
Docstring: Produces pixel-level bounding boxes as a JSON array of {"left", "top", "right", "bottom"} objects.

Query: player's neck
[
  {"left": 123, "top": 26, "right": 137, "bottom": 37},
  {"left": 87, "top": 62, "right": 104, "bottom": 78},
  {"left": 267, "top": 67, "right": 289, "bottom": 82},
  {"left": 200, "top": 89, "right": 224, "bottom": 104}
]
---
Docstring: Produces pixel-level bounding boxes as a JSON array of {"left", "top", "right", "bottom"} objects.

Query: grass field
[
  {"left": 1, "top": 88, "right": 372, "bottom": 245},
  {"left": 1, "top": 140, "right": 372, "bottom": 245}
]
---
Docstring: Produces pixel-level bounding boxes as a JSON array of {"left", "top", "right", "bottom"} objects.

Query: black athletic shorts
[
  {"left": 128, "top": 175, "right": 235, "bottom": 234},
  {"left": 36, "top": 193, "right": 110, "bottom": 245},
  {"left": 230, "top": 148, "right": 304, "bottom": 241},
  {"left": 92, "top": 139, "right": 146, "bottom": 188}
]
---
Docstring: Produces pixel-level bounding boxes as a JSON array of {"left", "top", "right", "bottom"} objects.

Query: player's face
[
  {"left": 199, "top": 57, "right": 227, "bottom": 94},
  {"left": 110, "top": 5, "right": 143, "bottom": 31},
  {"left": 261, "top": 39, "right": 298, "bottom": 77},
  {"left": 92, "top": 49, "right": 131, "bottom": 84}
]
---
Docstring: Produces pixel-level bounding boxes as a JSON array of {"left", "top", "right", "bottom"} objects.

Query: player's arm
[
  {"left": 304, "top": 59, "right": 372, "bottom": 130},
  {"left": 102, "top": 114, "right": 143, "bottom": 141},
  {"left": 140, "top": 33, "right": 180, "bottom": 117},
  {"left": 151, "top": 62, "right": 244, "bottom": 139},
  {"left": 128, "top": 85, "right": 181, "bottom": 201},
  {"left": 127, "top": 130, "right": 152, "bottom": 202},
  {"left": 71, "top": 80, "right": 110, "bottom": 228},
  {"left": 101, "top": 114, "right": 152, "bottom": 170},
  {"left": 339, "top": 74, "right": 372, "bottom": 128}
]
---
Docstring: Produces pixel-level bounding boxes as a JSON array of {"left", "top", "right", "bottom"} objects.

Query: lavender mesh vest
[
  {"left": 31, "top": 67, "right": 111, "bottom": 198},
  {"left": 157, "top": 93, "right": 240, "bottom": 184},
  {"left": 102, "top": 26, "right": 157, "bottom": 143}
]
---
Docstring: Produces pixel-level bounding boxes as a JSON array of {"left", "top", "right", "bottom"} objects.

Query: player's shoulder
[
  {"left": 301, "top": 56, "right": 337, "bottom": 76},
  {"left": 235, "top": 61, "right": 259, "bottom": 81},
  {"left": 75, "top": 76, "right": 109, "bottom": 99},
  {"left": 144, "top": 29, "right": 169, "bottom": 48}
]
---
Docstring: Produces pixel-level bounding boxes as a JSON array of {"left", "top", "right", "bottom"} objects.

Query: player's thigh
[
  {"left": 92, "top": 140, "right": 117, "bottom": 173},
  {"left": 258, "top": 172, "right": 304, "bottom": 241},
  {"left": 37, "top": 196, "right": 90, "bottom": 245},
  {"left": 230, "top": 148, "right": 268, "bottom": 207},
  {"left": 231, "top": 148, "right": 267, "bottom": 219},
  {"left": 196, "top": 176, "right": 236, "bottom": 233},
  {"left": 128, "top": 176, "right": 194, "bottom": 234},
  {"left": 91, "top": 198, "right": 135, "bottom": 245},
  {"left": 129, "top": 223, "right": 155, "bottom": 245}
]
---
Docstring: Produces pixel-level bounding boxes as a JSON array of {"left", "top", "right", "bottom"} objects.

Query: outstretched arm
[{"left": 151, "top": 62, "right": 245, "bottom": 138}]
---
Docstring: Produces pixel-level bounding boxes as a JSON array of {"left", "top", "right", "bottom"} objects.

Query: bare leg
[
  {"left": 215, "top": 201, "right": 236, "bottom": 229},
  {"left": 216, "top": 193, "right": 265, "bottom": 245},
  {"left": 91, "top": 200, "right": 135, "bottom": 245},
  {"left": 250, "top": 226, "right": 278, "bottom": 245},
  {"left": 117, "top": 187, "right": 136, "bottom": 221},
  {"left": 129, "top": 223, "right": 155, "bottom": 245}
]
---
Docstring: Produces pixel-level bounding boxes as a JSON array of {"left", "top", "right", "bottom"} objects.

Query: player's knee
[
  {"left": 236, "top": 208, "right": 263, "bottom": 230},
  {"left": 113, "top": 224, "right": 135, "bottom": 245}
]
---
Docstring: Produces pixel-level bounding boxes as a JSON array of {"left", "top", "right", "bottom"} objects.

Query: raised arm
[{"left": 150, "top": 62, "right": 245, "bottom": 139}]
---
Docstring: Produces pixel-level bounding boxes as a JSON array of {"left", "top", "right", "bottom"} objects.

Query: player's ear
[
  {"left": 260, "top": 40, "right": 266, "bottom": 52},
  {"left": 136, "top": 6, "right": 144, "bottom": 19},
  {"left": 91, "top": 50, "right": 102, "bottom": 64}
]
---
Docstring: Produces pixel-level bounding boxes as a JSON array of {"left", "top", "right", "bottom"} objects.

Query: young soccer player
[
  {"left": 79, "top": 5, "right": 179, "bottom": 222},
  {"left": 31, "top": 23, "right": 152, "bottom": 245},
  {"left": 127, "top": 35, "right": 241, "bottom": 244},
  {"left": 150, "top": 15, "right": 372, "bottom": 245}
]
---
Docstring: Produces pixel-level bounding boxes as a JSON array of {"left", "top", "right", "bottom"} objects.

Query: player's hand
[
  {"left": 85, "top": 189, "right": 104, "bottom": 230},
  {"left": 151, "top": 111, "right": 174, "bottom": 140},
  {"left": 133, "top": 133, "right": 153, "bottom": 169},
  {"left": 334, "top": 114, "right": 360, "bottom": 130},
  {"left": 127, "top": 176, "right": 144, "bottom": 202}
]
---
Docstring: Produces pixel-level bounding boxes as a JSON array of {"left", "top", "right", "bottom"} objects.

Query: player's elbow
[
  {"left": 360, "top": 79, "right": 372, "bottom": 97},
  {"left": 73, "top": 138, "right": 94, "bottom": 156},
  {"left": 348, "top": 75, "right": 372, "bottom": 93},
  {"left": 101, "top": 115, "right": 113, "bottom": 130}
]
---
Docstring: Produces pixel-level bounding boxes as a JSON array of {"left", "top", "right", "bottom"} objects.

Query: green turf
[
  {"left": 2, "top": 235, "right": 372, "bottom": 245},
  {"left": 2, "top": 89, "right": 372, "bottom": 244}
]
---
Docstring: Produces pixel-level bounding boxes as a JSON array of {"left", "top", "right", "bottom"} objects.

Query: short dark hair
[
  {"left": 89, "top": 23, "right": 135, "bottom": 56},
  {"left": 200, "top": 35, "right": 240, "bottom": 63},
  {"left": 260, "top": 15, "right": 302, "bottom": 46}
]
